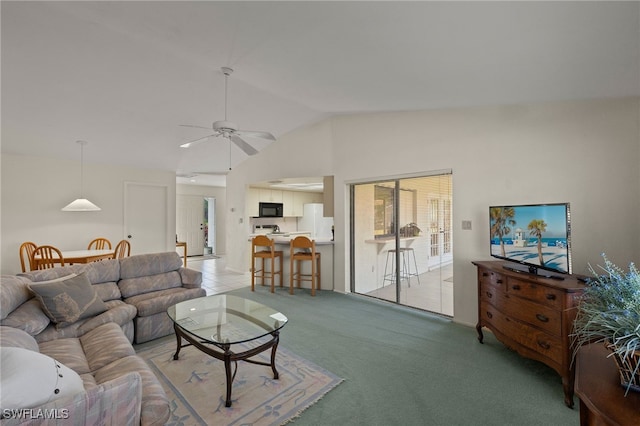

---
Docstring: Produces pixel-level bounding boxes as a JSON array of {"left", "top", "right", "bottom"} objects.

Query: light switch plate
[{"left": 462, "top": 220, "right": 472, "bottom": 230}]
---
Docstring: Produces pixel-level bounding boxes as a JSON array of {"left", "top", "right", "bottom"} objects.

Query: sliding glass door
[{"left": 350, "top": 172, "right": 453, "bottom": 316}]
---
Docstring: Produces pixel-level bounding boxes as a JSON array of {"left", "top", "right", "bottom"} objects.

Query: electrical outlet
[{"left": 462, "top": 220, "right": 472, "bottom": 230}]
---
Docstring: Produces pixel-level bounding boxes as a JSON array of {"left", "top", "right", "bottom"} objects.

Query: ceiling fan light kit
[
  {"left": 62, "top": 140, "right": 101, "bottom": 212},
  {"left": 179, "top": 67, "right": 275, "bottom": 156}
]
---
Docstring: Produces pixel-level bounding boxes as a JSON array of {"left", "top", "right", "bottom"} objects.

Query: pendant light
[{"left": 61, "top": 140, "right": 101, "bottom": 211}]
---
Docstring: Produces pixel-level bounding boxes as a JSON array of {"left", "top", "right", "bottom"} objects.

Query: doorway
[
  {"left": 177, "top": 195, "right": 217, "bottom": 256},
  {"left": 350, "top": 172, "right": 453, "bottom": 316}
]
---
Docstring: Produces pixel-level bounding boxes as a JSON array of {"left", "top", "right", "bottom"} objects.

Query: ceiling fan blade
[
  {"left": 235, "top": 130, "right": 276, "bottom": 141},
  {"left": 230, "top": 134, "right": 259, "bottom": 156},
  {"left": 179, "top": 134, "right": 215, "bottom": 148},
  {"left": 180, "top": 124, "right": 212, "bottom": 130}
]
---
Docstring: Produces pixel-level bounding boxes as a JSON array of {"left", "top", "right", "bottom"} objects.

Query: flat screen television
[{"left": 489, "top": 203, "right": 572, "bottom": 277}]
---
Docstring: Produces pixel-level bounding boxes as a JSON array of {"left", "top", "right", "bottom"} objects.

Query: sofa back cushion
[
  {"left": 19, "top": 259, "right": 122, "bottom": 302},
  {"left": 118, "top": 252, "right": 183, "bottom": 279},
  {"left": 118, "top": 272, "right": 183, "bottom": 298},
  {"left": 1, "top": 299, "right": 51, "bottom": 335},
  {"left": 0, "top": 325, "right": 40, "bottom": 352},
  {"left": 118, "top": 252, "right": 184, "bottom": 298},
  {"left": 0, "top": 275, "right": 34, "bottom": 320}
]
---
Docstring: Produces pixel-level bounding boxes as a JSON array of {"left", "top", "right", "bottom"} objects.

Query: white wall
[
  {"left": 176, "top": 184, "right": 227, "bottom": 254},
  {"left": 226, "top": 97, "right": 640, "bottom": 326},
  {"left": 1, "top": 153, "right": 176, "bottom": 275}
]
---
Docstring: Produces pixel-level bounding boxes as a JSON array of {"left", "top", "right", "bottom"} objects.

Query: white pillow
[{"left": 0, "top": 347, "right": 84, "bottom": 410}]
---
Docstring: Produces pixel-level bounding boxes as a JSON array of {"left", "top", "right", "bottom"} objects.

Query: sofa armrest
[
  {"left": 1, "top": 372, "right": 142, "bottom": 426},
  {"left": 178, "top": 267, "right": 202, "bottom": 289}
]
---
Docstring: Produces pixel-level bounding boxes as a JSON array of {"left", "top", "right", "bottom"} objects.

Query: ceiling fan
[{"left": 179, "top": 67, "right": 276, "bottom": 156}]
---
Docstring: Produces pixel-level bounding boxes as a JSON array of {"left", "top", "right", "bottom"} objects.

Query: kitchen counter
[{"left": 248, "top": 234, "right": 334, "bottom": 291}]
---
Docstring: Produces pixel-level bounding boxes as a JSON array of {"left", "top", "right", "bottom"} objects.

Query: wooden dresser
[{"left": 473, "top": 260, "right": 585, "bottom": 407}]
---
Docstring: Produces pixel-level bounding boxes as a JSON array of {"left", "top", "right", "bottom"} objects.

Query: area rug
[{"left": 138, "top": 339, "right": 343, "bottom": 426}]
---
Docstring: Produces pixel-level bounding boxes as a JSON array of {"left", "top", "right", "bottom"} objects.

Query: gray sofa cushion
[
  {"left": 29, "top": 273, "right": 108, "bottom": 329},
  {"left": 118, "top": 271, "right": 183, "bottom": 298},
  {"left": 0, "top": 299, "right": 51, "bottom": 335},
  {"left": 0, "top": 325, "right": 40, "bottom": 352},
  {"left": 35, "top": 300, "right": 137, "bottom": 344},
  {"left": 0, "top": 275, "right": 33, "bottom": 320},
  {"left": 119, "top": 252, "right": 183, "bottom": 279}
]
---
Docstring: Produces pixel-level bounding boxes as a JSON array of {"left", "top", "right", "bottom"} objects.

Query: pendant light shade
[{"left": 62, "top": 140, "right": 101, "bottom": 211}]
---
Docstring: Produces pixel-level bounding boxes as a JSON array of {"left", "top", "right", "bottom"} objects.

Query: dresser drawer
[
  {"left": 479, "top": 269, "right": 505, "bottom": 289},
  {"left": 507, "top": 278, "right": 563, "bottom": 309},
  {"left": 481, "top": 287, "right": 561, "bottom": 336},
  {"left": 500, "top": 296, "right": 562, "bottom": 336},
  {"left": 483, "top": 303, "right": 563, "bottom": 364},
  {"left": 479, "top": 280, "right": 504, "bottom": 306}
]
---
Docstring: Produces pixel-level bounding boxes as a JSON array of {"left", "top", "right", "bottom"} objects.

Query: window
[{"left": 374, "top": 185, "right": 417, "bottom": 238}]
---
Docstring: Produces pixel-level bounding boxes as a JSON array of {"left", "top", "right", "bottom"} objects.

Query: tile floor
[{"left": 185, "top": 255, "right": 251, "bottom": 295}]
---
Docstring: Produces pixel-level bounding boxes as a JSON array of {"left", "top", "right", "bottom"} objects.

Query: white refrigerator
[{"left": 298, "top": 203, "right": 334, "bottom": 239}]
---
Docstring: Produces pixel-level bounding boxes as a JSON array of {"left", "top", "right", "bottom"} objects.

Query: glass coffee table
[{"left": 167, "top": 295, "right": 288, "bottom": 407}]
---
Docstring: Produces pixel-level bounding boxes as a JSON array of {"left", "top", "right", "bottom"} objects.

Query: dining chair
[
  {"left": 19, "top": 241, "right": 37, "bottom": 272},
  {"left": 88, "top": 237, "right": 112, "bottom": 250},
  {"left": 32, "top": 245, "right": 65, "bottom": 270},
  {"left": 289, "top": 236, "right": 321, "bottom": 296},
  {"left": 251, "top": 235, "right": 283, "bottom": 293},
  {"left": 113, "top": 240, "right": 131, "bottom": 259}
]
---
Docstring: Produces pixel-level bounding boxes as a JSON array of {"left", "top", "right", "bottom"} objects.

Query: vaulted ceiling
[{"left": 2, "top": 1, "right": 639, "bottom": 186}]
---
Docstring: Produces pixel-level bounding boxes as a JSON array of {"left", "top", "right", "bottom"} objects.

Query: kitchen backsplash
[{"left": 251, "top": 205, "right": 334, "bottom": 238}]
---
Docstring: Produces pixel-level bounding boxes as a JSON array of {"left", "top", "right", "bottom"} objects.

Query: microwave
[{"left": 259, "top": 202, "right": 284, "bottom": 218}]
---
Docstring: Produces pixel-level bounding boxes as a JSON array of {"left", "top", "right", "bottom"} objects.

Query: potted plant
[
  {"left": 399, "top": 223, "right": 421, "bottom": 237},
  {"left": 572, "top": 254, "right": 640, "bottom": 395}
]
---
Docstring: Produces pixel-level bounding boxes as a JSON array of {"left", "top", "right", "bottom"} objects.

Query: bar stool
[
  {"left": 251, "top": 235, "right": 283, "bottom": 293},
  {"left": 382, "top": 247, "right": 420, "bottom": 287},
  {"left": 290, "top": 236, "right": 321, "bottom": 296}
]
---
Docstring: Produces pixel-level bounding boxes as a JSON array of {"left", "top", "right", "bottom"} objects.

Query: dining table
[{"left": 33, "top": 249, "right": 115, "bottom": 268}]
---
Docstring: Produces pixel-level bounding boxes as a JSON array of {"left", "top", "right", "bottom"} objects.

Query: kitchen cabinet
[
  {"left": 259, "top": 189, "right": 282, "bottom": 203},
  {"left": 282, "top": 191, "right": 294, "bottom": 216},
  {"left": 247, "top": 187, "right": 260, "bottom": 217},
  {"left": 248, "top": 187, "right": 325, "bottom": 217}
]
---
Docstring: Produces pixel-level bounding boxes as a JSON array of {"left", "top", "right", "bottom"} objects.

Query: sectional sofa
[{"left": 0, "top": 252, "right": 206, "bottom": 425}]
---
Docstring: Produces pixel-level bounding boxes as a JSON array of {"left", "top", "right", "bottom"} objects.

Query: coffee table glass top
[{"left": 167, "top": 295, "right": 288, "bottom": 345}]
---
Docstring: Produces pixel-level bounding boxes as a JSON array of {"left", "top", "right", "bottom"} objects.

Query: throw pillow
[
  {"left": 0, "top": 346, "right": 84, "bottom": 410},
  {"left": 28, "top": 273, "right": 108, "bottom": 329}
]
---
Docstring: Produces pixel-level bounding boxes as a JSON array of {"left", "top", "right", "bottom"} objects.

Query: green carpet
[{"left": 224, "top": 286, "right": 580, "bottom": 426}]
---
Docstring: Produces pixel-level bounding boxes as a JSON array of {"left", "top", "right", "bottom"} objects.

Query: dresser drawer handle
[
  {"left": 486, "top": 312, "right": 493, "bottom": 319},
  {"left": 482, "top": 272, "right": 489, "bottom": 277},
  {"left": 496, "top": 279, "right": 503, "bottom": 284},
  {"left": 536, "top": 314, "right": 549, "bottom": 323},
  {"left": 512, "top": 284, "right": 521, "bottom": 290},
  {"left": 546, "top": 294, "right": 557, "bottom": 301},
  {"left": 537, "top": 340, "right": 551, "bottom": 350},
  {"left": 485, "top": 291, "right": 493, "bottom": 299}
]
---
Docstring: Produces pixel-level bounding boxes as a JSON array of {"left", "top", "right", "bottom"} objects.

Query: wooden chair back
[
  {"left": 19, "top": 241, "right": 37, "bottom": 272},
  {"left": 252, "top": 234, "right": 276, "bottom": 255},
  {"left": 290, "top": 235, "right": 316, "bottom": 255},
  {"left": 32, "top": 245, "right": 65, "bottom": 270},
  {"left": 113, "top": 240, "right": 131, "bottom": 259},
  {"left": 88, "top": 238, "right": 112, "bottom": 250}
]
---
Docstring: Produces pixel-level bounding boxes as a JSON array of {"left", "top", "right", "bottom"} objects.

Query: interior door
[
  {"left": 124, "top": 182, "right": 170, "bottom": 255},
  {"left": 177, "top": 195, "right": 206, "bottom": 255}
]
